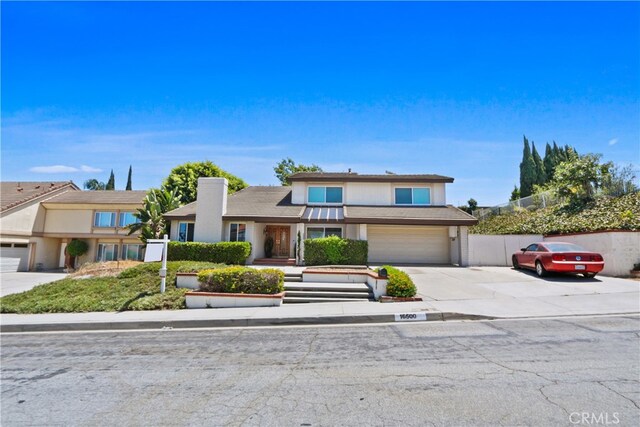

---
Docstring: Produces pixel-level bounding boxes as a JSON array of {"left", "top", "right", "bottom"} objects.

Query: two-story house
[
  {"left": 0, "top": 181, "right": 147, "bottom": 271},
  {"left": 164, "top": 172, "right": 478, "bottom": 265}
]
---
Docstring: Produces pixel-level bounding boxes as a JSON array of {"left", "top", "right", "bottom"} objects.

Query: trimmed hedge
[
  {"left": 167, "top": 241, "right": 251, "bottom": 265},
  {"left": 196, "top": 267, "right": 284, "bottom": 294},
  {"left": 304, "top": 236, "right": 368, "bottom": 265},
  {"left": 379, "top": 265, "right": 417, "bottom": 298}
]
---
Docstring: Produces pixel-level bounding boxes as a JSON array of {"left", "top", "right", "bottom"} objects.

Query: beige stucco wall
[
  {"left": 29, "top": 237, "right": 61, "bottom": 270},
  {"left": 44, "top": 210, "right": 93, "bottom": 233},
  {"left": 0, "top": 199, "right": 47, "bottom": 235},
  {"left": 291, "top": 181, "right": 447, "bottom": 205}
]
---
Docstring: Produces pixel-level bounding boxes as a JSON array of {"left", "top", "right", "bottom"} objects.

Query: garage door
[
  {"left": 368, "top": 225, "right": 450, "bottom": 264},
  {"left": 0, "top": 244, "right": 29, "bottom": 272}
]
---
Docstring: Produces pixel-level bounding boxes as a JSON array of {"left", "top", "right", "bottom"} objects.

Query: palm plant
[{"left": 128, "top": 187, "right": 182, "bottom": 243}]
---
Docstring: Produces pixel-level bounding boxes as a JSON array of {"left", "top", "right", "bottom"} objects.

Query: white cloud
[
  {"left": 80, "top": 165, "right": 102, "bottom": 172},
  {"left": 29, "top": 165, "right": 79, "bottom": 173},
  {"left": 29, "top": 164, "right": 103, "bottom": 173},
  {"left": 609, "top": 138, "right": 619, "bottom": 146}
]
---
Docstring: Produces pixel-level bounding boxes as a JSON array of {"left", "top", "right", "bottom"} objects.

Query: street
[{"left": 2, "top": 316, "right": 639, "bottom": 426}]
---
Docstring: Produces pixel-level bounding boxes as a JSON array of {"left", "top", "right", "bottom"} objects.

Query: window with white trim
[
  {"left": 394, "top": 187, "right": 431, "bottom": 205},
  {"left": 230, "top": 223, "right": 246, "bottom": 242},
  {"left": 121, "top": 244, "right": 144, "bottom": 261},
  {"left": 118, "top": 212, "right": 140, "bottom": 227},
  {"left": 178, "top": 222, "right": 195, "bottom": 242},
  {"left": 307, "top": 227, "right": 343, "bottom": 239},
  {"left": 96, "top": 243, "right": 118, "bottom": 262},
  {"left": 94, "top": 212, "right": 116, "bottom": 227},
  {"left": 308, "top": 186, "right": 343, "bottom": 204}
]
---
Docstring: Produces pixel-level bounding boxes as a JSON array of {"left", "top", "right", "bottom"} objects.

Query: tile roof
[
  {"left": 344, "top": 205, "right": 478, "bottom": 225},
  {"left": 287, "top": 172, "right": 454, "bottom": 183},
  {"left": 164, "top": 202, "right": 197, "bottom": 219},
  {"left": 223, "top": 186, "right": 303, "bottom": 221},
  {"left": 0, "top": 181, "right": 79, "bottom": 212},
  {"left": 164, "top": 186, "right": 477, "bottom": 225},
  {"left": 44, "top": 190, "right": 147, "bottom": 205}
]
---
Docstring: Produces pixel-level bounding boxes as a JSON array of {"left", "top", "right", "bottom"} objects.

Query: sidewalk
[{"left": 2, "top": 266, "right": 638, "bottom": 332}]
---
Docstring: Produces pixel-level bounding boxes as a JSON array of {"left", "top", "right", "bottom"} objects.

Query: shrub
[
  {"left": 197, "top": 267, "right": 284, "bottom": 294},
  {"left": 304, "top": 236, "right": 368, "bottom": 265},
  {"left": 66, "top": 239, "right": 88, "bottom": 257},
  {"left": 379, "top": 265, "right": 417, "bottom": 298},
  {"left": 168, "top": 241, "right": 251, "bottom": 264}
]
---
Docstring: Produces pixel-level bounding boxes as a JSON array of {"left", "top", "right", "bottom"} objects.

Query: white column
[
  {"left": 459, "top": 226, "right": 470, "bottom": 267},
  {"left": 358, "top": 224, "right": 367, "bottom": 240},
  {"left": 193, "top": 178, "right": 228, "bottom": 242}
]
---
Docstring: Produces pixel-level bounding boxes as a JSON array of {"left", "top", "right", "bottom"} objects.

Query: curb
[{"left": 0, "top": 311, "right": 496, "bottom": 333}]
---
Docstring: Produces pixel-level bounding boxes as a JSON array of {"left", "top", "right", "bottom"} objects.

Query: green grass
[
  {"left": 471, "top": 193, "right": 640, "bottom": 235},
  {"left": 0, "top": 261, "right": 225, "bottom": 314}
]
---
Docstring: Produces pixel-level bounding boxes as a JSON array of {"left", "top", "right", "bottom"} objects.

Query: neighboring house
[
  {"left": 164, "top": 172, "right": 478, "bottom": 265},
  {"left": 0, "top": 181, "right": 147, "bottom": 271}
]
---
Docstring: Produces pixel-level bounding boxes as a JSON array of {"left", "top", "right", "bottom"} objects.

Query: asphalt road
[{"left": 2, "top": 316, "right": 639, "bottom": 426}]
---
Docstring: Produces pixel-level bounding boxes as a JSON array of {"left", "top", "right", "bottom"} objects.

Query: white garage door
[
  {"left": 368, "top": 225, "right": 450, "bottom": 264},
  {"left": 0, "top": 245, "right": 29, "bottom": 272}
]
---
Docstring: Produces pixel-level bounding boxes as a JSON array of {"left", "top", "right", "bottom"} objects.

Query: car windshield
[{"left": 544, "top": 243, "right": 587, "bottom": 252}]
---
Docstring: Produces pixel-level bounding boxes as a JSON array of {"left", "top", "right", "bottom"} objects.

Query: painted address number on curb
[{"left": 394, "top": 313, "right": 427, "bottom": 322}]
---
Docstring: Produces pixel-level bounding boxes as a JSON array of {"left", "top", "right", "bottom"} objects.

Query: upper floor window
[
  {"left": 94, "top": 212, "right": 116, "bottom": 227},
  {"left": 230, "top": 223, "right": 246, "bottom": 242},
  {"left": 395, "top": 188, "right": 430, "bottom": 205},
  {"left": 178, "top": 222, "right": 195, "bottom": 242},
  {"left": 118, "top": 212, "right": 140, "bottom": 227},
  {"left": 308, "top": 186, "right": 343, "bottom": 204}
]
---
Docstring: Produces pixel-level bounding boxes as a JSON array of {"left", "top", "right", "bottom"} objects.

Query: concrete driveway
[
  {"left": 0, "top": 272, "right": 68, "bottom": 297},
  {"left": 400, "top": 266, "right": 640, "bottom": 318}
]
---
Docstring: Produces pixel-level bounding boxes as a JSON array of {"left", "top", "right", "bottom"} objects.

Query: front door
[{"left": 267, "top": 226, "right": 290, "bottom": 258}]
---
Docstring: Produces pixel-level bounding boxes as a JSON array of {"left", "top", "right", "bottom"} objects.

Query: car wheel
[
  {"left": 583, "top": 272, "right": 596, "bottom": 279},
  {"left": 535, "top": 261, "right": 547, "bottom": 277},
  {"left": 512, "top": 255, "right": 520, "bottom": 270}
]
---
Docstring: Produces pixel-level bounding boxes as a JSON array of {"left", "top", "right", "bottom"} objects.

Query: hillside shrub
[
  {"left": 168, "top": 241, "right": 251, "bottom": 265},
  {"left": 471, "top": 193, "right": 640, "bottom": 235},
  {"left": 197, "top": 267, "right": 284, "bottom": 294},
  {"left": 304, "top": 236, "right": 368, "bottom": 265},
  {"left": 379, "top": 265, "right": 417, "bottom": 298}
]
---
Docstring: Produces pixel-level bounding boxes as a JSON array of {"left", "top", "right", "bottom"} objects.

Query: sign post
[{"left": 143, "top": 234, "right": 170, "bottom": 293}]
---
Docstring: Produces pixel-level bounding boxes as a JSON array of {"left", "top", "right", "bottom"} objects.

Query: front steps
[
  {"left": 253, "top": 258, "right": 296, "bottom": 266},
  {"left": 283, "top": 281, "right": 374, "bottom": 304}
]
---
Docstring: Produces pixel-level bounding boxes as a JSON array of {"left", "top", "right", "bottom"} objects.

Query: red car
[{"left": 512, "top": 242, "right": 604, "bottom": 278}]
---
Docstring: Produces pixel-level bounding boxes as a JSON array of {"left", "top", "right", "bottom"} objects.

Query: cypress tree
[
  {"left": 519, "top": 136, "right": 536, "bottom": 197},
  {"left": 531, "top": 141, "right": 546, "bottom": 186},
  {"left": 106, "top": 170, "right": 115, "bottom": 190},
  {"left": 543, "top": 143, "right": 555, "bottom": 183},
  {"left": 126, "top": 165, "right": 132, "bottom": 191},
  {"left": 553, "top": 141, "right": 564, "bottom": 162}
]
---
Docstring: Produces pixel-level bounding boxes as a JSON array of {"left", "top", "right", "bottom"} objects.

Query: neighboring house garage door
[
  {"left": 368, "top": 225, "right": 450, "bottom": 264},
  {"left": 0, "top": 244, "right": 29, "bottom": 272}
]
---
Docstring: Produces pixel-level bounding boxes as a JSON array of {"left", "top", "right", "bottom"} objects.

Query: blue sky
[{"left": 2, "top": 1, "right": 639, "bottom": 206}]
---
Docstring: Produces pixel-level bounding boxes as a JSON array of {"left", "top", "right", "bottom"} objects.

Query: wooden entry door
[{"left": 266, "top": 226, "right": 290, "bottom": 257}]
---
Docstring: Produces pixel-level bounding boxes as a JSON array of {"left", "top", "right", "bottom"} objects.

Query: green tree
[
  {"left": 519, "top": 136, "right": 536, "bottom": 198},
  {"left": 163, "top": 161, "right": 247, "bottom": 205},
  {"left": 83, "top": 179, "right": 106, "bottom": 191},
  {"left": 601, "top": 164, "right": 638, "bottom": 197},
  {"left": 126, "top": 165, "right": 132, "bottom": 191},
  {"left": 128, "top": 187, "right": 182, "bottom": 243},
  {"left": 510, "top": 186, "right": 521, "bottom": 201},
  {"left": 531, "top": 141, "right": 546, "bottom": 186},
  {"left": 105, "top": 170, "right": 115, "bottom": 190},
  {"left": 274, "top": 158, "right": 323, "bottom": 186},
  {"left": 551, "top": 154, "right": 612, "bottom": 204},
  {"left": 543, "top": 143, "right": 556, "bottom": 183}
]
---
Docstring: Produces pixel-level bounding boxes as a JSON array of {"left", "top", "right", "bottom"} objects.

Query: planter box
[
  {"left": 185, "top": 291, "right": 285, "bottom": 308},
  {"left": 176, "top": 273, "right": 199, "bottom": 289}
]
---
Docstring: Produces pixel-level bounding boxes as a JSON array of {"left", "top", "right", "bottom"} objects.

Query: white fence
[
  {"left": 473, "top": 191, "right": 562, "bottom": 221},
  {"left": 469, "top": 231, "right": 640, "bottom": 277}
]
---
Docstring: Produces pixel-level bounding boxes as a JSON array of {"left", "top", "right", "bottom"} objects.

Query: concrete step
[
  {"left": 284, "top": 296, "right": 373, "bottom": 304},
  {"left": 284, "top": 282, "right": 371, "bottom": 292},
  {"left": 284, "top": 277, "right": 303, "bottom": 282},
  {"left": 285, "top": 290, "right": 372, "bottom": 299}
]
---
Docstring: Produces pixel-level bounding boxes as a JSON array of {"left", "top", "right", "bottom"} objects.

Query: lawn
[{"left": 0, "top": 261, "right": 225, "bottom": 314}]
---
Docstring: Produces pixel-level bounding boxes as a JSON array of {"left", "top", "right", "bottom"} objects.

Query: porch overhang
[{"left": 301, "top": 207, "right": 344, "bottom": 223}]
